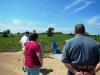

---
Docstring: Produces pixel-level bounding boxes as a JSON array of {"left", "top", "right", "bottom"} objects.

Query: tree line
[{"left": 0, "top": 27, "right": 59, "bottom": 37}]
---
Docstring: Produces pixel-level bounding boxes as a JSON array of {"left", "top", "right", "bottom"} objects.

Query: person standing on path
[
  {"left": 19, "top": 31, "right": 30, "bottom": 71},
  {"left": 20, "top": 31, "right": 30, "bottom": 52},
  {"left": 24, "top": 32, "right": 43, "bottom": 75},
  {"left": 61, "top": 24, "right": 100, "bottom": 75}
]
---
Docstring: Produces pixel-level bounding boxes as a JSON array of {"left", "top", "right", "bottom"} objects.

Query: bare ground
[{"left": 0, "top": 52, "right": 99, "bottom": 75}]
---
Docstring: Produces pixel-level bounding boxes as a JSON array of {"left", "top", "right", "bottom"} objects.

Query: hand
[
  {"left": 83, "top": 72, "right": 90, "bottom": 75},
  {"left": 81, "top": 71, "right": 95, "bottom": 75},
  {"left": 87, "top": 71, "right": 95, "bottom": 75},
  {"left": 74, "top": 71, "right": 84, "bottom": 75}
]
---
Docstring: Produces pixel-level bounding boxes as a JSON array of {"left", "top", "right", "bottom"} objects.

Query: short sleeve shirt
[
  {"left": 20, "top": 35, "right": 29, "bottom": 48},
  {"left": 61, "top": 35, "right": 100, "bottom": 74},
  {"left": 25, "top": 41, "right": 41, "bottom": 67}
]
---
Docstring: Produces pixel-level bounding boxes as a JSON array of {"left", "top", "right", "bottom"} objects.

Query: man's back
[
  {"left": 64, "top": 35, "right": 99, "bottom": 71},
  {"left": 62, "top": 24, "right": 100, "bottom": 75}
]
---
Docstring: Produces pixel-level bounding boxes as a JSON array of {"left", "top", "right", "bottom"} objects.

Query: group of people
[
  {"left": 20, "top": 30, "right": 43, "bottom": 75},
  {"left": 19, "top": 24, "right": 100, "bottom": 75}
]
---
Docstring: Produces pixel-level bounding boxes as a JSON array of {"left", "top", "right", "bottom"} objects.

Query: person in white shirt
[
  {"left": 19, "top": 31, "right": 30, "bottom": 72},
  {"left": 20, "top": 31, "right": 30, "bottom": 51}
]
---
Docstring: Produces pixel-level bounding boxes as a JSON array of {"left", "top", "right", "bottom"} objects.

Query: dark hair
[
  {"left": 75, "top": 24, "right": 85, "bottom": 34},
  {"left": 29, "top": 33, "right": 38, "bottom": 41},
  {"left": 25, "top": 31, "right": 30, "bottom": 34}
]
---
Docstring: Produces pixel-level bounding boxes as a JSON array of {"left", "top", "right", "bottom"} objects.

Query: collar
[{"left": 75, "top": 34, "right": 84, "bottom": 36}]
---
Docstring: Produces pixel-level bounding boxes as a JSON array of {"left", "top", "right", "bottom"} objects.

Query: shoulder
[
  {"left": 25, "top": 41, "right": 30, "bottom": 46},
  {"left": 67, "top": 37, "right": 77, "bottom": 43},
  {"left": 21, "top": 36, "right": 27, "bottom": 39},
  {"left": 84, "top": 36, "right": 99, "bottom": 44},
  {"left": 34, "top": 41, "right": 40, "bottom": 46},
  {"left": 64, "top": 37, "right": 76, "bottom": 46},
  {"left": 34, "top": 42, "right": 41, "bottom": 49},
  {"left": 20, "top": 36, "right": 25, "bottom": 41},
  {"left": 28, "top": 41, "right": 39, "bottom": 46},
  {"left": 64, "top": 36, "right": 81, "bottom": 47}
]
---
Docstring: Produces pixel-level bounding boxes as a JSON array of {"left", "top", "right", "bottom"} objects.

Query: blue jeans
[{"left": 25, "top": 67, "right": 40, "bottom": 75}]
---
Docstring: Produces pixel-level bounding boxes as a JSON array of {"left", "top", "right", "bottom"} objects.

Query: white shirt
[{"left": 20, "top": 35, "right": 29, "bottom": 48}]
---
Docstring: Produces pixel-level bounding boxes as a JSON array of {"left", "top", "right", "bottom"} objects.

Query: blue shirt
[{"left": 61, "top": 35, "right": 100, "bottom": 75}]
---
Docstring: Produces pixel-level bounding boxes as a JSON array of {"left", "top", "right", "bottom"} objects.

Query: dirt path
[
  {"left": 0, "top": 52, "right": 66, "bottom": 75},
  {"left": 0, "top": 52, "right": 99, "bottom": 75},
  {"left": 0, "top": 52, "right": 24, "bottom": 75},
  {"left": 0, "top": 62, "right": 23, "bottom": 75}
]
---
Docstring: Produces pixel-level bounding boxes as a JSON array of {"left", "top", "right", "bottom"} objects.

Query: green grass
[
  {"left": 0, "top": 34, "right": 22, "bottom": 52},
  {"left": 0, "top": 34, "right": 100, "bottom": 53},
  {"left": 38, "top": 34, "right": 74, "bottom": 53}
]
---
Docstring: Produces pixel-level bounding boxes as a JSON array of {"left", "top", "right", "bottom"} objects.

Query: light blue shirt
[{"left": 61, "top": 35, "right": 100, "bottom": 75}]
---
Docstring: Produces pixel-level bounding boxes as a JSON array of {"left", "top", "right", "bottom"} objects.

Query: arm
[
  {"left": 64, "top": 63, "right": 77, "bottom": 74},
  {"left": 89, "top": 44, "right": 100, "bottom": 75},
  {"left": 93, "top": 44, "right": 100, "bottom": 74},
  {"left": 36, "top": 51, "right": 43, "bottom": 66},
  {"left": 61, "top": 42, "right": 83, "bottom": 75},
  {"left": 87, "top": 63, "right": 100, "bottom": 75},
  {"left": 36, "top": 43, "right": 43, "bottom": 67},
  {"left": 63, "top": 63, "right": 84, "bottom": 75},
  {"left": 94, "top": 62, "right": 100, "bottom": 73}
]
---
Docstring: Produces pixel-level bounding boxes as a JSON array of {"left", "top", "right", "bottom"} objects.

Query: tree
[
  {"left": 6, "top": 29, "right": 10, "bottom": 34},
  {"left": 2, "top": 29, "right": 11, "bottom": 37},
  {"left": 3, "top": 31, "right": 8, "bottom": 37},
  {"left": 47, "top": 27, "right": 54, "bottom": 36},
  {"left": 17, "top": 32, "right": 21, "bottom": 34}
]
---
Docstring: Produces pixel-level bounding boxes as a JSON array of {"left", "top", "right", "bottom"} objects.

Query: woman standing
[{"left": 25, "top": 33, "right": 43, "bottom": 75}]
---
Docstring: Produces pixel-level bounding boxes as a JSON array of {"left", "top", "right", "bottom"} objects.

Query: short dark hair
[
  {"left": 25, "top": 31, "right": 30, "bottom": 34},
  {"left": 29, "top": 33, "right": 38, "bottom": 41},
  {"left": 75, "top": 24, "right": 85, "bottom": 34}
]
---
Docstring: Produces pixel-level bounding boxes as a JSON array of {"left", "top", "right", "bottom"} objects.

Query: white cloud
[
  {"left": 0, "top": 19, "right": 35, "bottom": 33},
  {"left": 27, "top": 22, "right": 40, "bottom": 25},
  {"left": 87, "top": 18, "right": 96, "bottom": 25},
  {"left": 47, "top": 23, "right": 57, "bottom": 28},
  {"left": 11, "top": 19, "right": 24, "bottom": 26},
  {"left": 55, "top": 27, "right": 74, "bottom": 34},
  {"left": 0, "top": 19, "right": 58, "bottom": 33},
  {"left": 43, "top": 23, "right": 74, "bottom": 34},
  {"left": 62, "top": 0, "right": 87, "bottom": 13},
  {"left": 0, "top": 19, "right": 74, "bottom": 34},
  {"left": 71, "top": 1, "right": 94, "bottom": 14},
  {"left": 63, "top": 0, "right": 95, "bottom": 14},
  {"left": 87, "top": 16, "right": 100, "bottom": 25}
]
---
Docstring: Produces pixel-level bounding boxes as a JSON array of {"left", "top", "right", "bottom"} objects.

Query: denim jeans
[{"left": 25, "top": 67, "right": 40, "bottom": 75}]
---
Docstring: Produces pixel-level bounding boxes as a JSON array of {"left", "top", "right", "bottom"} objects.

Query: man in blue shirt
[{"left": 61, "top": 24, "right": 100, "bottom": 75}]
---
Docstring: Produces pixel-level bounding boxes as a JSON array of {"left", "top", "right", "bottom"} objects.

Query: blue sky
[{"left": 0, "top": 0, "right": 100, "bottom": 34}]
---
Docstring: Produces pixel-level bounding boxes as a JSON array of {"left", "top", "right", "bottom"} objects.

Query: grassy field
[{"left": 0, "top": 34, "right": 100, "bottom": 53}]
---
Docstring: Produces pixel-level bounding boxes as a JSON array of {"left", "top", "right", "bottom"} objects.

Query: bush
[{"left": 2, "top": 31, "right": 8, "bottom": 37}]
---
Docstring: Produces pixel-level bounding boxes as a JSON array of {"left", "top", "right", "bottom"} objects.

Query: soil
[{"left": 0, "top": 52, "right": 99, "bottom": 75}]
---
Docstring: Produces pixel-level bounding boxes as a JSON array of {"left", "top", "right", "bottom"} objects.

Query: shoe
[{"left": 22, "top": 67, "right": 26, "bottom": 72}]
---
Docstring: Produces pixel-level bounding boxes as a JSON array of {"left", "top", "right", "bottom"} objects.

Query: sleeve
[{"left": 61, "top": 42, "right": 70, "bottom": 64}]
